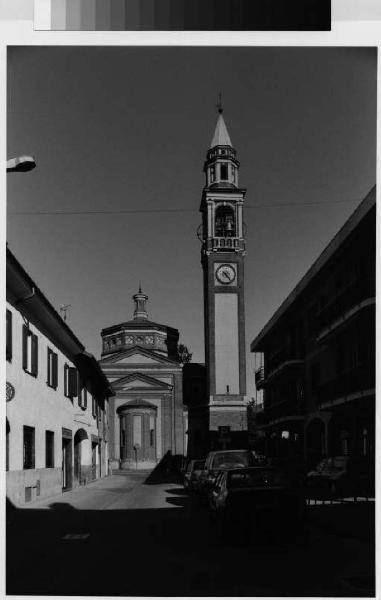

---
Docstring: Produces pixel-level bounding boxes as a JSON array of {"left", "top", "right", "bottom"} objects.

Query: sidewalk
[{"left": 7, "top": 473, "right": 141, "bottom": 517}]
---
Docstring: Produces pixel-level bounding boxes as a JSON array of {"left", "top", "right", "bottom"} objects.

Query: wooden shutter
[
  {"left": 47, "top": 348, "right": 51, "bottom": 385},
  {"left": 22, "top": 325, "right": 28, "bottom": 370},
  {"left": 64, "top": 364, "right": 68, "bottom": 396},
  {"left": 52, "top": 352, "right": 58, "bottom": 389},
  {"left": 68, "top": 367, "right": 78, "bottom": 397},
  {"left": 6, "top": 310, "right": 12, "bottom": 361},
  {"left": 31, "top": 334, "right": 38, "bottom": 376},
  {"left": 77, "top": 374, "right": 82, "bottom": 407}
]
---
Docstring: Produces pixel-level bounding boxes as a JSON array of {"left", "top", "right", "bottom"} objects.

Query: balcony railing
[
  {"left": 316, "top": 365, "right": 375, "bottom": 406},
  {"left": 316, "top": 276, "right": 375, "bottom": 334},
  {"left": 205, "top": 237, "right": 245, "bottom": 252},
  {"left": 264, "top": 396, "right": 304, "bottom": 420}
]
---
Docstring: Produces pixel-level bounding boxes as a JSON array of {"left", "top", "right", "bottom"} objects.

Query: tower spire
[{"left": 210, "top": 108, "right": 232, "bottom": 149}]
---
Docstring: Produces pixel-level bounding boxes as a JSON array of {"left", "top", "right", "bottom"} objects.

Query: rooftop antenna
[
  {"left": 216, "top": 92, "right": 223, "bottom": 114},
  {"left": 138, "top": 281, "right": 142, "bottom": 294},
  {"left": 60, "top": 304, "right": 71, "bottom": 322}
]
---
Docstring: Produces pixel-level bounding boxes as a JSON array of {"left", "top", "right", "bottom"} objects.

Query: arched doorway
[
  {"left": 305, "top": 417, "right": 326, "bottom": 470},
  {"left": 117, "top": 400, "right": 157, "bottom": 469},
  {"left": 74, "top": 428, "right": 88, "bottom": 486}
]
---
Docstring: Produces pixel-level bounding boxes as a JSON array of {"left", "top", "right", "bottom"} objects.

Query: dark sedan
[{"left": 208, "top": 467, "right": 305, "bottom": 540}]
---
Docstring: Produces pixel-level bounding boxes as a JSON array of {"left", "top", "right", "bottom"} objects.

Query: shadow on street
[{"left": 6, "top": 483, "right": 375, "bottom": 597}]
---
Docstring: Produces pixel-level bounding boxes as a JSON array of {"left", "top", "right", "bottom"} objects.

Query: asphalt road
[{"left": 7, "top": 471, "right": 375, "bottom": 596}]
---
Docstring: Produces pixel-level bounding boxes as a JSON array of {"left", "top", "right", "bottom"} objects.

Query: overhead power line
[{"left": 8, "top": 198, "right": 360, "bottom": 216}]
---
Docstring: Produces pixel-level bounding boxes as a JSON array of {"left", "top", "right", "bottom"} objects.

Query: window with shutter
[
  {"left": 47, "top": 348, "right": 58, "bottom": 389},
  {"left": 22, "top": 326, "right": 38, "bottom": 377},
  {"left": 22, "top": 325, "right": 28, "bottom": 370},
  {"left": 31, "top": 334, "right": 38, "bottom": 376},
  {"left": 64, "top": 363, "right": 69, "bottom": 396},
  {"left": 77, "top": 374, "right": 87, "bottom": 409},
  {"left": 77, "top": 373, "right": 82, "bottom": 407},
  {"left": 23, "top": 426, "right": 35, "bottom": 469},
  {"left": 53, "top": 352, "right": 58, "bottom": 388},
  {"left": 6, "top": 310, "right": 12, "bottom": 362},
  {"left": 68, "top": 367, "right": 78, "bottom": 398}
]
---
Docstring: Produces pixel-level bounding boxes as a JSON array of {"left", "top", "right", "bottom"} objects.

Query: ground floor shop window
[{"left": 23, "top": 426, "right": 35, "bottom": 469}]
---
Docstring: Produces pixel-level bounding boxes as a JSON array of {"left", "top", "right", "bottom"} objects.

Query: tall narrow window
[
  {"left": 215, "top": 205, "right": 235, "bottom": 237},
  {"left": 6, "top": 309, "right": 12, "bottom": 362},
  {"left": 210, "top": 166, "right": 216, "bottom": 183},
  {"left": 23, "top": 426, "right": 35, "bottom": 469},
  {"left": 64, "top": 364, "right": 78, "bottom": 398},
  {"left": 22, "top": 326, "right": 38, "bottom": 377},
  {"left": 220, "top": 163, "right": 228, "bottom": 180},
  {"left": 47, "top": 348, "right": 58, "bottom": 389},
  {"left": 45, "top": 430, "right": 54, "bottom": 468},
  {"left": 92, "top": 396, "right": 97, "bottom": 418},
  {"left": 77, "top": 374, "right": 87, "bottom": 409}
]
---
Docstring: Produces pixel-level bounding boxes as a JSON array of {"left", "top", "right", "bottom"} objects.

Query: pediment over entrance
[
  {"left": 100, "top": 346, "right": 179, "bottom": 367},
  {"left": 111, "top": 372, "right": 172, "bottom": 392}
]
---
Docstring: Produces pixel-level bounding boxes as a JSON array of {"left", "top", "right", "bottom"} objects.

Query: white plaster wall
[
  {"left": 214, "top": 293, "right": 239, "bottom": 394},
  {"left": 6, "top": 303, "right": 100, "bottom": 473}
]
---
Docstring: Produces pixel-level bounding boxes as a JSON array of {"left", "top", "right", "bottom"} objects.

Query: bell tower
[{"left": 199, "top": 105, "right": 248, "bottom": 450}]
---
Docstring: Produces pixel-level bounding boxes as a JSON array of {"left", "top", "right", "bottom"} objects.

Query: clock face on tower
[{"left": 215, "top": 263, "right": 236, "bottom": 285}]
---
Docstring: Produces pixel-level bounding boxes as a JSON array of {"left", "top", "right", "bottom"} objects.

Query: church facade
[
  {"left": 99, "top": 289, "right": 184, "bottom": 469},
  {"left": 198, "top": 108, "right": 249, "bottom": 450}
]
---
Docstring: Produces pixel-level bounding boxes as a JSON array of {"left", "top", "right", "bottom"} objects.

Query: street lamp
[{"left": 6, "top": 156, "right": 36, "bottom": 173}]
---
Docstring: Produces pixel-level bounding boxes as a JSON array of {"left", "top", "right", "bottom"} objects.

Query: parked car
[
  {"left": 198, "top": 449, "right": 256, "bottom": 501},
  {"left": 306, "top": 455, "right": 374, "bottom": 499},
  {"left": 208, "top": 466, "right": 305, "bottom": 540},
  {"left": 183, "top": 459, "right": 205, "bottom": 491}
]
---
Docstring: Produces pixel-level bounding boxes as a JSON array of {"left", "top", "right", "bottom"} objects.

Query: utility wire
[{"left": 8, "top": 198, "right": 360, "bottom": 216}]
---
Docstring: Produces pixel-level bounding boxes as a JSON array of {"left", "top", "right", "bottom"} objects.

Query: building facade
[
  {"left": 250, "top": 187, "right": 376, "bottom": 470},
  {"left": 6, "top": 248, "right": 112, "bottom": 506},
  {"left": 99, "top": 289, "right": 184, "bottom": 469},
  {"left": 198, "top": 108, "right": 249, "bottom": 450}
]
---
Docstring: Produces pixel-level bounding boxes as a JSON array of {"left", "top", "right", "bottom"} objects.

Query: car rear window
[
  {"left": 211, "top": 452, "right": 254, "bottom": 470},
  {"left": 227, "top": 469, "right": 287, "bottom": 489}
]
